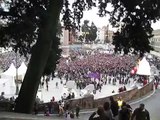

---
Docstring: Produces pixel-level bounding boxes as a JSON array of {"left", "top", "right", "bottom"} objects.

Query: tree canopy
[
  {"left": 62, "top": 0, "right": 160, "bottom": 55},
  {"left": 81, "top": 20, "right": 97, "bottom": 43}
]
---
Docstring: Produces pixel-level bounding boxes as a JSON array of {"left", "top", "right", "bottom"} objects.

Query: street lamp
[{"left": 15, "top": 51, "right": 19, "bottom": 95}]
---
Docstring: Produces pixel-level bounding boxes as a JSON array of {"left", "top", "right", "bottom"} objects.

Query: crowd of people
[
  {"left": 0, "top": 47, "right": 159, "bottom": 120},
  {"left": 53, "top": 49, "right": 142, "bottom": 95},
  {"left": 89, "top": 96, "right": 150, "bottom": 120}
]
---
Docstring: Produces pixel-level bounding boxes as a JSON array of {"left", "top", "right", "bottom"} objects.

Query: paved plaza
[{"left": 38, "top": 77, "right": 141, "bottom": 103}]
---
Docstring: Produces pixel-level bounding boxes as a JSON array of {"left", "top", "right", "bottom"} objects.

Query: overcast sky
[{"left": 81, "top": 7, "right": 160, "bottom": 31}]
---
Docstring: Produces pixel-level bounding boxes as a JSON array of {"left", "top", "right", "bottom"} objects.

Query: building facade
[
  {"left": 60, "top": 27, "right": 78, "bottom": 46},
  {"left": 150, "top": 29, "right": 160, "bottom": 52},
  {"left": 96, "top": 26, "right": 114, "bottom": 43}
]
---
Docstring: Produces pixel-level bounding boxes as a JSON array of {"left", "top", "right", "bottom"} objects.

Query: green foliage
[
  {"left": 89, "top": 22, "right": 98, "bottom": 42},
  {"left": 0, "top": 0, "right": 49, "bottom": 56},
  {"left": 80, "top": 20, "right": 97, "bottom": 43},
  {"left": 109, "top": 0, "right": 159, "bottom": 55},
  {"left": 78, "top": 35, "right": 84, "bottom": 42},
  {"left": 0, "top": 0, "right": 62, "bottom": 76},
  {"left": 62, "top": 0, "right": 160, "bottom": 55}
]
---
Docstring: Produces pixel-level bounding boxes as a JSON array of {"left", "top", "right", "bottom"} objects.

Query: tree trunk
[{"left": 14, "top": 0, "right": 63, "bottom": 114}]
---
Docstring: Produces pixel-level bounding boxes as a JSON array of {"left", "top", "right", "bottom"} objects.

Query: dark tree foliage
[
  {"left": 62, "top": 0, "right": 160, "bottom": 55},
  {"left": 110, "top": 0, "right": 160, "bottom": 55},
  {"left": 0, "top": 0, "right": 63, "bottom": 113},
  {"left": 89, "top": 22, "right": 98, "bottom": 42},
  {"left": 0, "top": 0, "right": 62, "bottom": 75},
  {"left": 0, "top": 0, "right": 47, "bottom": 55},
  {"left": 81, "top": 20, "right": 97, "bottom": 43}
]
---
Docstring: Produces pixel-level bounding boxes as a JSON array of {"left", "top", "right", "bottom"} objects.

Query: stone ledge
[{"left": 0, "top": 112, "right": 61, "bottom": 120}]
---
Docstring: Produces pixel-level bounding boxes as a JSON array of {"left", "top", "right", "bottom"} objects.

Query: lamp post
[{"left": 15, "top": 52, "right": 19, "bottom": 95}]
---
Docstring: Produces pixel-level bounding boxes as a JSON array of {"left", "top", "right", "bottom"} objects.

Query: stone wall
[
  {"left": 67, "top": 80, "right": 154, "bottom": 109},
  {"left": 0, "top": 80, "right": 154, "bottom": 113}
]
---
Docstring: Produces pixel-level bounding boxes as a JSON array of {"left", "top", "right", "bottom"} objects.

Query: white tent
[
  {"left": 0, "top": 78, "right": 16, "bottom": 97},
  {"left": 17, "top": 62, "right": 27, "bottom": 80},
  {"left": 136, "top": 57, "right": 151, "bottom": 76},
  {"left": 1, "top": 63, "right": 16, "bottom": 78},
  {"left": 0, "top": 63, "right": 16, "bottom": 97}
]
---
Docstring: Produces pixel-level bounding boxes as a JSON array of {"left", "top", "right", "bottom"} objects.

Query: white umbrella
[
  {"left": 84, "top": 84, "right": 95, "bottom": 92},
  {"left": 66, "top": 80, "right": 75, "bottom": 89}
]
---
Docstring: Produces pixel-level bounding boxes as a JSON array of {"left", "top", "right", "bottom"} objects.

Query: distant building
[
  {"left": 96, "top": 26, "right": 114, "bottom": 43},
  {"left": 60, "top": 27, "right": 78, "bottom": 46},
  {"left": 150, "top": 29, "right": 160, "bottom": 52}
]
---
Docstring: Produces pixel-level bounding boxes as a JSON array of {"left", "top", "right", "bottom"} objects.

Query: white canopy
[
  {"left": 0, "top": 78, "right": 16, "bottom": 96},
  {"left": 136, "top": 57, "right": 151, "bottom": 76},
  {"left": 18, "top": 62, "right": 27, "bottom": 75},
  {"left": 1, "top": 63, "right": 16, "bottom": 77}
]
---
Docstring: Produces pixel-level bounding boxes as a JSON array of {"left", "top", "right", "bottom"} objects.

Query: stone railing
[
  {"left": 93, "top": 80, "right": 154, "bottom": 108},
  {"left": 0, "top": 80, "right": 154, "bottom": 113},
  {"left": 67, "top": 79, "right": 154, "bottom": 109}
]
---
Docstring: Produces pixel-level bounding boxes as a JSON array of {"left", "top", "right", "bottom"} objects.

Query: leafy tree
[
  {"left": 110, "top": 0, "right": 160, "bottom": 56},
  {"left": 78, "top": 35, "right": 84, "bottom": 42},
  {"left": 0, "top": 0, "right": 160, "bottom": 114},
  {"left": 0, "top": 0, "right": 63, "bottom": 113},
  {"left": 89, "top": 22, "right": 98, "bottom": 42},
  {"left": 81, "top": 20, "right": 97, "bottom": 43}
]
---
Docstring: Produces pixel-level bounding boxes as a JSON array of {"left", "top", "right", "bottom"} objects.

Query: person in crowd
[
  {"left": 9, "top": 96, "right": 15, "bottom": 111},
  {"left": 70, "top": 110, "right": 75, "bottom": 119},
  {"left": 52, "top": 96, "right": 55, "bottom": 102},
  {"left": 112, "top": 90, "right": 115, "bottom": 93},
  {"left": 75, "top": 104, "right": 80, "bottom": 118},
  {"left": 67, "top": 93, "right": 72, "bottom": 100},
  {"left": 117, "top": 97, "right": 124, "bottom": 109},
  {"left": 103, "top": 101, "right": 113, "bottom": 120},
  {"left": 65, "top": 110, "right": 71, "bottom": 120},
  {"left": 89, "top": 106, "right": 109, "bottom": 120},
  {"left": 71, "top": 92, "right": 75, "bottom": 99},
  {"left": 0, "top": 92, "right": 5, "bottom": 101},
  {"left": 48, "top": 100, "right": 54, "bottom": 114},
  {"left": 131, "top": 103, "right": 150, "bottom": 120},
  {"left": 59, "top": 103, "right": 64, "bottom": 116},
  {"left": 62, "top": 93, "right": 67, "bottom": 101},
  {"left": 34, "top": 98, "right": 39, "bottom": 115},
  {"left": 44, "top": 105, "right": 50, "bottom": 116},
  {"left": 119, "top": 103, "right": 132, "bottom": 120},
  {"left": 109, "top": 96, "right": 119, "bottom": 120}
]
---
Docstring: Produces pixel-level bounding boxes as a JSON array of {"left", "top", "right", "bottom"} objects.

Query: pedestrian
[
  {"left": 75, "top": 104, "right": 80, "bottom": 118},
  {"left": 0, "top": 92, "right": 5, "bottom": 101},
  {"left": 56, "top": 82, "right": 58, "bottom": 88},
  {"left": 103, "top": 101, "right": 113, "bottom": 120},
  {"left": 117, "top": 97, "right": 124, "bottom": 109},
  {"left": 89, "top": 106, "right": 109, "bottom": 120},
  {"left": 119, "top": 103, "right": 132, "bottom": 120},
  {"left": 109, "top": 96, "right": 119, "bottom": 120},
  {"left": 131, "top": 103, "right": 150, "bottom": 120}
]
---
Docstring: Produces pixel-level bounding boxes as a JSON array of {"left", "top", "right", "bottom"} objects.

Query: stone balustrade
[{"left": 0, "top": 80, "right": 154, "bottom": 113}]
